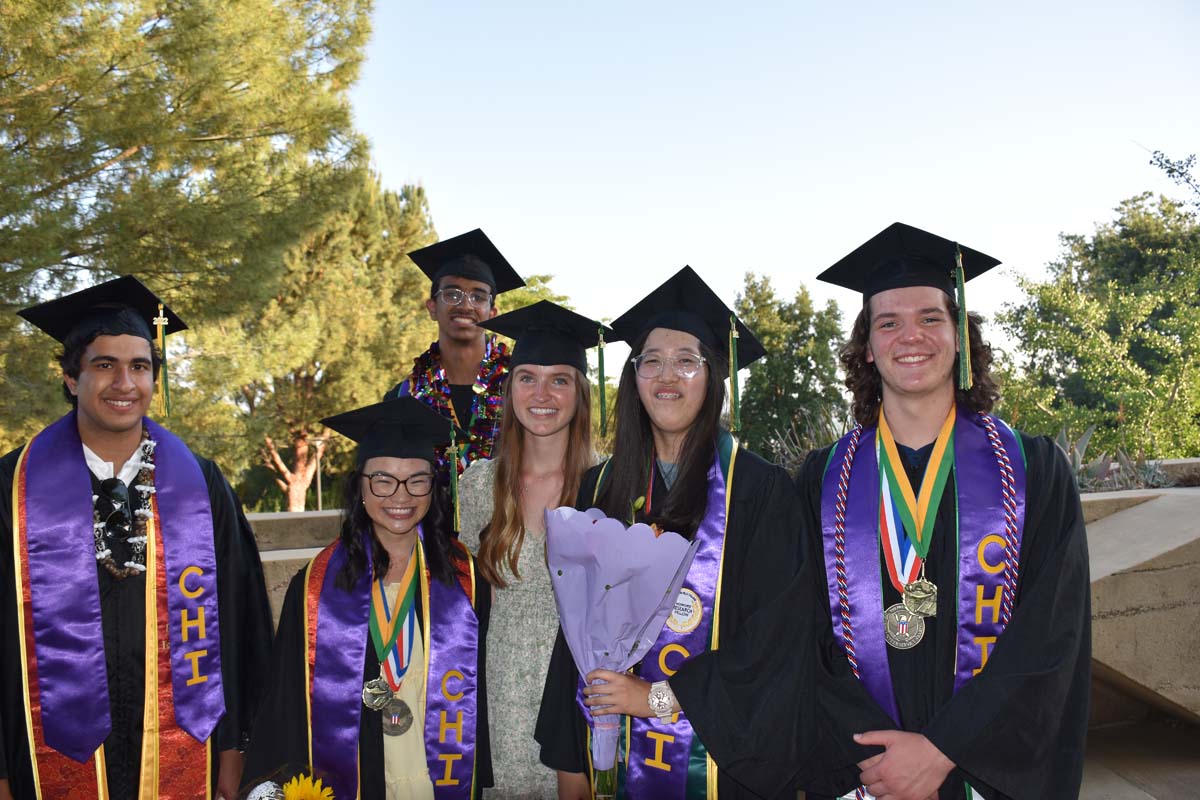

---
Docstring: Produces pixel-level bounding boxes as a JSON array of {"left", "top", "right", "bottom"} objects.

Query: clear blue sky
[{"left": 351, "top": 1, "right": 1198, "bottom": 355}]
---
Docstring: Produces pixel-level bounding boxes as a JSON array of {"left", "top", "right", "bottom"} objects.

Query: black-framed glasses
[
  {"left": 631, "top": 353, "right": 708, "bottom": 380},
  {"left": 97, "top": 477, "right": 133, "bottom": 537},
  {"left": 435, "top": 287, "right": 492, "bottom": 308},
  {"left": 364, "top": 471, "right": 435, "bottom": 498}
]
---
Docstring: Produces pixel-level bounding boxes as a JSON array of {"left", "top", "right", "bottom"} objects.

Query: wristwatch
[{"left": 647, "top": 680, "right": 677, "bottom": 722}]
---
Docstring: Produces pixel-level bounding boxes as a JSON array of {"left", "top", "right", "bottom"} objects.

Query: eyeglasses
[
  {"left": 630, "top": 353, "right": 708, "bottom": 380},
  {"left": 364, "top": 471, "right": 435, "bottom": 498},
  {"left": 97, "top": 477, "right": 133, "bottom": 537},
  {"left": 435, "top": 288, "right": 493, "bottom": 308}
]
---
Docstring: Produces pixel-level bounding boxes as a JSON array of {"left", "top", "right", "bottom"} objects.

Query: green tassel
[
  {"left": 729, "top": 315, "right": 740, "bottom": 433},
  {"left": 597, "top": 325, "right": 607, "bottom": 439},
  {"left": 955, "top": 245, "right": 972, "bottom": 391},
  {"left": 448, "top": 422, "right": 461, "bottom": 531}
]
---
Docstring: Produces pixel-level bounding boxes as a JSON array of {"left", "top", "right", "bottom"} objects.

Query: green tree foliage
[
  {"left": 734, "top": 273, "right": 847, "bottom": 467},
  {"left": 999, "top": 194, "right": 1200, "bottom": 458},
  {"left": 171, "top": 173, "right": 437, "bottom": 510},
  {"left": 0, "top": 0, "right": 371, "bottom": 451}
]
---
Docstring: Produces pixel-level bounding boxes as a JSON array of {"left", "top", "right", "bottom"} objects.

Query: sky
[{"left": 350, "top": 1, "right": 1199, "bottom": 359}]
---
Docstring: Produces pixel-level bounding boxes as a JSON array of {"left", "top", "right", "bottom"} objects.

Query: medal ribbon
[
  {"left": 876, "top": 407, "right": 955, "bottom": 591},
  {"left": 370, "top": 546, "right": 419, "bottom": 692}
]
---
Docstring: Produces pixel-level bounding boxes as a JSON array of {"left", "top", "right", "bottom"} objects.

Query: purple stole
[
  {"left": 308, "top": 528, "right": 480, "bottom": 800},
  {"left": 819, "top": 408, "right": 1027, "bottom": 722},
  {"left": 14, "top": 412, "right": 222, "bottom": 794}
]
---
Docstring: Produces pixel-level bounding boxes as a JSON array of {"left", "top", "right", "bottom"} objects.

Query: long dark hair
[
  {"left": 840, "top": 296, "right": 1001, "bottom": 426},
  {"left": 336, "top": 465, "right": 465, "bottom": 590},
  {"left": 594, "top": 328, "right": 726, "bottom": 539}
]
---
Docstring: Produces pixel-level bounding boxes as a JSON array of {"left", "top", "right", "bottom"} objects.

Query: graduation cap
[
  {"left": 479, "top": 300, "right": 615, "bottom": 435},
  {"left": 409, "top": 228, "right": 525, "bottom": 295},
  {"left": 322, "top": 397, "right": 467, "bottom": 529},
  {"left": 322, "top": 397, "right": 461, "bottom": 466},
  {"left": 817, "top": 222, "right": 1002, "bottom": 390},
  {"left": 18, "top": 275, "right": 187, "bottom": 415},
  {"left": 610, "top": 266, "right": 765, "bottom": 432}
]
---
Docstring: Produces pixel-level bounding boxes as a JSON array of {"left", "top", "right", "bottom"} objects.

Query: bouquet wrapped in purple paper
[{"left": 544, "top": 505, "right": 700, "bottom": 770}]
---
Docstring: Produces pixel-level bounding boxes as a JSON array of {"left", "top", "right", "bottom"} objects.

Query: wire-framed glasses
[
  {"left": 435, "top": 287, "right": 493, "bottom": 308},
  {"left": 630, "top": 353, "right": 708, "bottom": 380},
  {"left": 364, "top": 471, "right": 435, "bottom": 498}
]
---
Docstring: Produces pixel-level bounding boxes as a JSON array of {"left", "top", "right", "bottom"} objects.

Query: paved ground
[{"left": 1082, "top": 717, "right": 1200, "bottom": 799}]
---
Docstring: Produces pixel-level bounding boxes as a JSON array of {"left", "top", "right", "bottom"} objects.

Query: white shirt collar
[{"left": 81, "top": 442, "right": 143, "bottom": 486}]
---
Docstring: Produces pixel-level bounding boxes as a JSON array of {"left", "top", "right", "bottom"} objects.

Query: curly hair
[{"left": 840, "top": 296, "right": 1000, "bottom": 426}]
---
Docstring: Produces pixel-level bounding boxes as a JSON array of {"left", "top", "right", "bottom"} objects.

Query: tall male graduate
[
  {"left": 385, "top": 229, "right": 525, "bottom": 482},
  {"left": 795, "top": 224, "right": 1091, "bottom": 799},
  {"left": 0, "top": 277, "right": 273, "bottom": 800}
]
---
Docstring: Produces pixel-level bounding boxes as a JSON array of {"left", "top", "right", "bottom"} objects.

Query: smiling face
[
  {"left": 866, "top": 286, "right": 958, "bottom": 407},
  {"left": 510, "top": 363, "right": 580, "bottom": 438},
  {"left": 64, "top": 334, "right": 155, "bottom": 439},
  {"left": 361, "top": 456, "right": 434, "bottom": 541},
  {"left": 425, "top": 276, "right": 498, "bottom": 344},
  {"left": 634, "top": 328, "right": 708, "bottom": 452}
]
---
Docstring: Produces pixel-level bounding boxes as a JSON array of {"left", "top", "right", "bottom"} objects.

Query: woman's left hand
[{"left": 582, "top": 669, "right": 654, "bottom": 717}]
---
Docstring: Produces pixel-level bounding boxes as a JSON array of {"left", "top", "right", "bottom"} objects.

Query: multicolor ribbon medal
[
  {"left": 362, "top": 545, "right": 419, "bottom": 736},
  {"left": 877, "top": 407, "right": 955, "bottom": 649}
]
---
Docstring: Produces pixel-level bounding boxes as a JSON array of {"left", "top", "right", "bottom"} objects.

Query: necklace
[{"left": 92, "top": 429, "right": 156, "bottom": 580}]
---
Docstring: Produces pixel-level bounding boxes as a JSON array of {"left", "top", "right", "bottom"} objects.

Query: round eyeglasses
[
  {"left": 364, "top": 471, "right": 434, "bottom": 498},
  {"left": 630, "top": 353, "right": 708, "bottom": 380},
  {"left": 435, "top": 287, "right": 492, "bottom": 308}
]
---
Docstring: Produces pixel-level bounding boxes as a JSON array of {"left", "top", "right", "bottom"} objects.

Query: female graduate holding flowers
[
  {"left": 245, "top": 398, "right": 491, "bottom": 800},
  {"left": 536, "top": 267, "right": 814, "bottom": 800}
]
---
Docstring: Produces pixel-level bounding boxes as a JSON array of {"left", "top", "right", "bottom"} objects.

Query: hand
[
  {"left": 215, "top": 748, "right": 244, "bottom": 800},
  {"left": 854, "top": 730, "right": 953, "bottom": 800},
  {"left": 582, "top": 669, "right": 653, "bottom": 717},
  {"left": 0, "top": 778, "right": 13, "bottom": 800},
  {"left": 557, "top": 769, "right": 590, "bottom": 800}
]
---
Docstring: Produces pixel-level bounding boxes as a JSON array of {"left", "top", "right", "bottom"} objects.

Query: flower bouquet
[
  {"left": 244, "top": 768, "right": 335, "bottom": 800},
  {"left": 545, "top": 506, "right": 700, "bottom": 797}
]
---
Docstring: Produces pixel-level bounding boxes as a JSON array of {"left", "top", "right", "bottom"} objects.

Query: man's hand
[
  {"left": 557, "top": 769, "right": 590, "bottom": 800},
  {"left": 854, "top": 730, "right": 953, "bottom": 800},
  {"left": 582, "top": 669, "right": 654, "bottom": 718},
  {"left": 216, "top": 748, "right": 244, "bottom": 800},
  {"left": 0, "top": 778, "right": 13, "bottom": 800}
]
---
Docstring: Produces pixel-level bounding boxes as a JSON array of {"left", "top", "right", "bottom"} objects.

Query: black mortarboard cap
[
  {"left": 409, "top": 229, "right": 525, "bottom": 295},
  {"left": 479, "top": 301, "right": 611, "bottom": 374},
  {"left": 322, "top": 397, "right": 462, "bottom": 466},
  {"left": 816, "top": 222, "right": 1001, "bottom": 303},
  {"left": 610, "top": 266, "right": 766, "bottom": 367},
  {"left": 18, "top": 275, "right": 187, "bottom": 344}
]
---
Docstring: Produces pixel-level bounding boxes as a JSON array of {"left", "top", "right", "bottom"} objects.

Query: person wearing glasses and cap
[
  {"left": 385, "top": 229, "right": 526, "bottom": 483},
  {"left": 455, "top": 301, "right": 609, "bottom": 798},
  {"left": 791, "top": 223, "right": 1090, "bottom": 800},
  {"left": 0, "top": 277, "right": 273, "bottom": 800},
  {"left": 536, "top": 267, "right": 813, "bottom": 799},
  {"left": 243, "top": 398, "right": 492, "bottom": 800}
]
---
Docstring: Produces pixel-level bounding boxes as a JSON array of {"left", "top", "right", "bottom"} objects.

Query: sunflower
[{"left": 281, "top": 773, "right": 335, "bottom": 800}]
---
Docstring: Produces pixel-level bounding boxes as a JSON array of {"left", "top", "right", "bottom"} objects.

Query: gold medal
[
  {"left": 362, "top": 677, "right": 391, "bottom": 711},
  {"left": 884, "top": 602, "right": 925, "bottom": 649},
  {"left": 902, "top": 565, "right": 938, "bottom": 617}
]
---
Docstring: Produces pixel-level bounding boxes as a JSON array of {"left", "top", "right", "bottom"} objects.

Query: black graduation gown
[
  {"left": 793, "top": 432, "right": 1091, "bottom": 800},
  {"left": 242, "top": 556, "right": 494, "bottom": 799},
  {"left": 535, "top": 448, "right": 810, "bottom": 799},
  {"left": 0, "top": 444, "right": 274, "bottom": 800}
]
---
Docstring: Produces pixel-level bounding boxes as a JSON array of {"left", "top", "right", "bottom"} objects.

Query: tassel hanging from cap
[
  {"left": 448, "top": 422, "right": 461, "bottom": 532},
  {"left": 729, "top": 315, "right": 741, "bottom": 433},
  {"left": 153, "top": 303, "right": 172, "bottom": 416},
  {"left": 954, "top": 245, "right": 973, "bottom": 391},
  {"left": 597, "top": 324, "right": 607, "bottom": 439}
]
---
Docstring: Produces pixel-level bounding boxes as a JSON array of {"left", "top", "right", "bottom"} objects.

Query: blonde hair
[{"left": 478, "top": 370, "right": 593, "bottom": 588}]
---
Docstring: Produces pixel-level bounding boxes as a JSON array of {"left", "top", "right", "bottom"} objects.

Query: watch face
[{"left": 649, "top": 688, "right": 672, "bottom": 715}]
